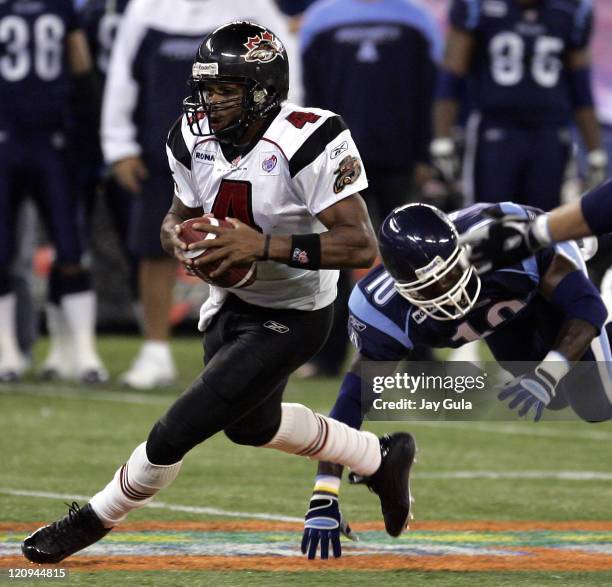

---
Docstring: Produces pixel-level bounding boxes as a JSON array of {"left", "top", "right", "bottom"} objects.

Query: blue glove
[
  {"left": 301, "top": 493, "right": 357, "bottom": 560},
  {"left": 498, "top": 358, "right": 567, "bottom": 421}
]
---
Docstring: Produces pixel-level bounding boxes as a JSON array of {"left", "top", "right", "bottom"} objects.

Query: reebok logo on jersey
[
  {"left": 263, "top": 321, "right": 290, "bottom": 334},
  {"left": 330, "top": 140, "right": 348, "bottom": 159},
  {"left": 349, "top": 315, "right": 367, "bottom": 332},
  {"left": 195, "top": 150, "right": 215, "bottom": 164}
]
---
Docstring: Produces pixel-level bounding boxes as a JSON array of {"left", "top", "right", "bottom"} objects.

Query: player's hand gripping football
[
  {"left": 161, "top": 219, "right": 199, "bottom": 271},
  {"left": 301, "top": 493, "right": 358, "bottom": 560},
  {"left": 187, "top": 217, "right": 265, "bottom": 279},
  {"left": 459, "top": 210, "right": 549, "bottom": 274},
  {"left": 498, "top": 363, "right": 562, "bottom": 422}
]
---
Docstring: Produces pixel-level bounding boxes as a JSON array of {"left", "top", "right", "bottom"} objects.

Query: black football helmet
[
  {"left": 183, "top": 21, "right": 289, "bottom": 142},
  {"left": 378, "top": 204, "right": 481, "bottom": 321}
]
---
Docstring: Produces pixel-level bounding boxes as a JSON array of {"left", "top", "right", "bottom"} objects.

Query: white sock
[
  {"left": 141, "top": 340, "right": 172, "bottom": 361},
  {"left": 61, "top": 291, "right": 100, "bottom": 367},
  {"left": 43, "top": 303, "right": 73, "bottom": 369},
  {"left": 263, "top": 403, "right": 381, "bottom": 476},
  {"left": 0, "top": 293, "right": 23, "bottom": 364},
  {"left": 89, "top": 442, "right": 182, "bottom": 528}
]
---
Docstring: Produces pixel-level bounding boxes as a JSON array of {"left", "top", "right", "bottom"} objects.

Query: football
[{"left": 179, "top": 217, "right": 257, "bottom": 288}]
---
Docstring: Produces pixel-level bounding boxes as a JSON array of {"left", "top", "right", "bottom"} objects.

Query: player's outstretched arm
[
  {"left": 461, "top": 179, "right": 612, "bottom": 273},
  {"left": 498, "top": 255, "right": 606, "bottom": 420}
]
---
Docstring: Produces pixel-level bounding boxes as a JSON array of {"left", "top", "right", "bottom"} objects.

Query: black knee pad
[
  {"left": 48, "top": 265, "right": 92, "bottom": 304},
  {"left": 224, "top": 418, "right": 280, "bottom": 447},
  {"left": 146, "top": 420, "right": 191, "bottom": 465}
]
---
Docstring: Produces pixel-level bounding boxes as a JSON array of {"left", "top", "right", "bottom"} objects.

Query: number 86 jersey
[
  {"left": 450, "top": 0, "right": 593, "bottom": 125},
  {"left": 166, "top": 102, "right": 368, "bottom": 311}
]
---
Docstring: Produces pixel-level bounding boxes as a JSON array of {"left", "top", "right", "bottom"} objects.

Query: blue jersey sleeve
[
  {"left": 65, "top": 0, "right": 83, "bottom": 32},
  {"left": 449, "top": 0, "right": 481, "bottom": 31},
  {"left": 348, "top": 287, "right": 413, "bottom": 361},
  {"left": 581, "top": 178, "right": 612, "bottom": 236},
  {"left": 569, "top": 0, "right": 593, "bottom": 49}
]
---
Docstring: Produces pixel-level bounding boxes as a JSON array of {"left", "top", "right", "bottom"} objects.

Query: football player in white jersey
[{"left": 22, "top": 22, "right": 417, "bottom": 564}]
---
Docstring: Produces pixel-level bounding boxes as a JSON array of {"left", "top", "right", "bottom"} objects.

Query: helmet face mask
[
  {"left": 184, "top": 79, "right": 250, "bottom": 141},
  {"left": 378, "top": 203, "right": 482, "bottom": 322},
  {"left": 394, "top": 247, "right": 481, "bottom": 321},
  {"left": 183, "top": 21, "right": 289, "bottom": 143}
]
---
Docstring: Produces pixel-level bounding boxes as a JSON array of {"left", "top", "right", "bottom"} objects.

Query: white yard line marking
[
  {"left": 0, "top": 385, "right": 171, "bottom": 406},
  {"left": 416, "top": 471, "right": 612, "bottom": 480},
  {"left": 0, "top": 488, "right": 302, "bottom": 523},
  {"left": 4, "top": 387, "right": 612, "bottom": 440}
]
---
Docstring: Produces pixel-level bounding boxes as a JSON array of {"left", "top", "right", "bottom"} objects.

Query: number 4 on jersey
[
  {"left": 211, "top": 180, "right": 262, "bottom": 232},
  {"left": 286, "top": 111, "right": 321, "bottom": 129}
]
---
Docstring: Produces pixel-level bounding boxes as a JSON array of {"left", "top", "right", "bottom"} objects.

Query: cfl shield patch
[{"left": 260, "top": 152, "right": 279, "bottom": 175}]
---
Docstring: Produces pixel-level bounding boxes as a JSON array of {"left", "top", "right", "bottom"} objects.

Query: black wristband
[
  {"left": 288, "top": 233, "right": 321, "bottom": 270},
  {"left": 262, "top": 234, "right": 271, "bottom": 261}
]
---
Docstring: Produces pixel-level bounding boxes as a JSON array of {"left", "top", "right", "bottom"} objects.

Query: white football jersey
[{"left": 167, "top": 102, "right": 368, "bottom": 313}]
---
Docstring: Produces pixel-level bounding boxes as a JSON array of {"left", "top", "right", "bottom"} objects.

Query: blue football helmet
[{"left": 378, "top": 204, "right": 481, "bottom": 321}]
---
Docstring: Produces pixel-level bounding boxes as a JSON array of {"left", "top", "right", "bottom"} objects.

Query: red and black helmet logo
[{"left": 243, "top": 31, "right": 283, "bottom": 63}]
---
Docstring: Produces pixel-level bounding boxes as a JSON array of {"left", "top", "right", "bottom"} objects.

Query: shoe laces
[{"left": 56, "top": 502, "right": 83, "bottom": 532}]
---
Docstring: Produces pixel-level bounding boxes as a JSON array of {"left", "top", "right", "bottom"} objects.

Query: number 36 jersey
[
  {"left": 450, "top": 0, "right": 593, "bottom": 125},
  {"left": 0, "top": 0, "right": 80, "bottom": 129},
  {"left": 166, "top": 102, "right": 368, "bottom": 311}
]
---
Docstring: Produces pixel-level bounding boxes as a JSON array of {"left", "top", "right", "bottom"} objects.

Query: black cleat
[
  {"left": 22, "top": 502, "right": 110, "bottom": 564},
  {"left": 349, "top": 432, "right": 416, "bottom": 537}
]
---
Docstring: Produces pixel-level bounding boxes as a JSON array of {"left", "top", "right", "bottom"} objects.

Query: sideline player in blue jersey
[
  {"left": 79, "top": 0, "right": 134, "bottom": 282},
  {"left": 300, "top": 201, "right": 612, "bottom": 560},
  {"left": 431, "top": 0, "right": 607, "bottom": 208},
  {"left": 460, "top": 178, "right": 612, "bottom": 272},
  {"left": 0, "top": 0, "right": 107, "bottom": 382}
]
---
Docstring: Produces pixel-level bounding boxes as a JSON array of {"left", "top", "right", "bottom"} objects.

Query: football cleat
[
  {"left": 22, "top": 502, "right": 110, "bottom": 564},
  {"left": 78, "top": 366, "right": 110, "bottom": 385},
  {"left": 349, "top": 432, "right": 416, "bottom": 537},
  {"left": 0, "top": 354, "right": 29, "bottom": 383},
  {"left": 119, "top": 347, "right": 176, "bottom": 390}
]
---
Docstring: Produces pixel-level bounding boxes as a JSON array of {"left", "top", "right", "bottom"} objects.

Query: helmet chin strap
[{"left": 213, "top": 115, "right": 250, "bottom": 145}]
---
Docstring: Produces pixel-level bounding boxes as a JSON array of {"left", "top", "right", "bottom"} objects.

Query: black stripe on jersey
[
  {"left": 289, "top": 115, "right": 348, "bottom": 178},
  {"left": 167, "top": 117, "right": 191, "bottom": 171}
]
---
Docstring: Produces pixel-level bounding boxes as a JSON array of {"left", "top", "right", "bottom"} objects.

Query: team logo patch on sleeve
[
  {"left": 243, "top": 31, "right": 283, "bottom": 63},
  {"left": 333, "top": 155, "right": 362, "bottom": 193}
]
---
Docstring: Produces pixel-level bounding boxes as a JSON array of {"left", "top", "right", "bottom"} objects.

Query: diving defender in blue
[{"left": 301, "top": 202, "right": 612, "bottom": 560}]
